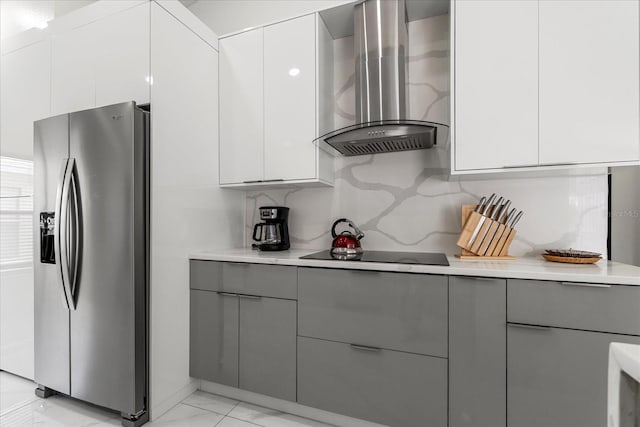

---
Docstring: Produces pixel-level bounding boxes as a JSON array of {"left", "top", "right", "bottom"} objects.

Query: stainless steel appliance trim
[{"left": 560, "top": 282, "right": 612, "bottom": 289}]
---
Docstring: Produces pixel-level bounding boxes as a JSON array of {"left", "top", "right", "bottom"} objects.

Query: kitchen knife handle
[
  {"left": 497, "top": 201, "right": 511, "bottom": 222},
  {"left": 489, "top": 197, "right": 504, "bottom": 219},
  {"left": 481, "top": 194, "right": 496, "bottom": 215},
  {"left": 510, "top": 211, "right": 524, "bottom": 228}
]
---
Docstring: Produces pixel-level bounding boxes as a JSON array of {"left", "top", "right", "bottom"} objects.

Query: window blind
[{"left": 1, "top": 157, "right": 33, "bottom": 270}]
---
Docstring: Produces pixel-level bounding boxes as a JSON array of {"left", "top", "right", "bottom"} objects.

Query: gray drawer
[
  {"left": 507, "top": 279, "right": 640, "bottom": 335},
  {"left": 507, "top": 324, "right": 640, "bottom": 427},
  {"left": 190, "top": 260, "right": 297, "bottom": 299},
  {"left": 298, "top": 268, "right": 448, "bottom": 357},
  {"left": 297, "top": 336, "right": 447, "bottom": 427}
]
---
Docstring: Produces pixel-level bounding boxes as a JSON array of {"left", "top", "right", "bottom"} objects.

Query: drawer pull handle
[
  {"left": 238, "top": 294, "right": 262, "bottom": 300},
  {"left": 508, "top": 323, "right": 552, "bottom": 331},
  {"left": 350, "top": 344, "right": 382, "bottom": 353},
  {"left": 560, "top": 282, "right": 611, "bottom": 289},
  {"left": 217, "top": 292, "right": 238, "bottom": 297},
  {"left": 464, "top": 276, "right": 500, "bottom": 282}
]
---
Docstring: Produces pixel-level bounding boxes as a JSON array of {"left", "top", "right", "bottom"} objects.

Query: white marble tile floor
[{"left": 0, "top": 372, "right": 336, "bottom": 427}]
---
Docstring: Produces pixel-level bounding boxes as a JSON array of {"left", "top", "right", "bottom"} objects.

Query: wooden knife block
[{"left": 456, "top": 204, "right": 516, "bottom": 259}]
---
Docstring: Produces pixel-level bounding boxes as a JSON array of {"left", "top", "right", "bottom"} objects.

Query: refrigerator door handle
[
  {"left": 67, "top": 159, "right": 80, "bottom": 309},
  {"left": 55, "top": 158, "right": 77, "bottom": 310},
  {"left": 54, "top": 159, "right": 71, "bottom": 309}
]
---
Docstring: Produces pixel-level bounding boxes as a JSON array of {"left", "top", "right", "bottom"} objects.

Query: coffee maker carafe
[{"left": 252, "top": 206, "right": 290, "bottom": 251}]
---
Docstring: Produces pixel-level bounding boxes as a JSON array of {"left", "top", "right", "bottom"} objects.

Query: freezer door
[
  {"left": 68, "top": 102, "right": 147, "bottom": 415},
  {"left": 34, "top": 114, "right": 71, "bottom": 395}
]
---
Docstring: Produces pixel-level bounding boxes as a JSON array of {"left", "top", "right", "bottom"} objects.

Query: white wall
[
  {"left": 149, "top": 2, "right": 245, "bottom": 419},
  {"left": 188, "top": 0, "right": 352, "bottom": 36},
  {"left": 246, "top": 15, "right": 610, "bottom": 258}
]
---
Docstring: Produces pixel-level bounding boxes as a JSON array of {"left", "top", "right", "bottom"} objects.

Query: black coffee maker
[{"left": 252, "top": 206, "right": 290, "bottom": 251}]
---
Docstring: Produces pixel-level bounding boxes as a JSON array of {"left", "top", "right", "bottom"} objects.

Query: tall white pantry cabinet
[
  {"left": 0, "top": 0, "right": 245, "bottom": 419},
  {"left": 453, "top": 0, "right": 640, "bottom": 174}
]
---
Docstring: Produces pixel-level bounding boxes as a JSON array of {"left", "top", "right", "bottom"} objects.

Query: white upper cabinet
[
  {"left": 219, "top": 14, "right": 333, "bottom": 188},
  {"left": 1, "top": 40, "right": 51, "bottom": 159},
  {"left": 539, "top": 0, "right": 640, "bottom": 166},
  {"left": 454, "top": 0, "right": 538, "bottom": 171},
  {"left": 93, "top": 3, "right": 150, "bottom": 108},
  {"left": 263, "top": 14, "right": 317, "bottom": 182},
  {"left": 219, "top": 28, "right": 264, "bottom": 185},
  {"left": 51, "top": 2, "right": 150, "bottom": 116},
  {"left": 51, "top": 23, "right": 96, "bottom": 115},
  {"left": 452, "top": 0, "right": 640, "bottom": 174}
]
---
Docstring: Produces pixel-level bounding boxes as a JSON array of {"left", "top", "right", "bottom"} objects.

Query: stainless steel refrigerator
[{"left": 34, "top": 102, "right": 149, "bottom": 427}]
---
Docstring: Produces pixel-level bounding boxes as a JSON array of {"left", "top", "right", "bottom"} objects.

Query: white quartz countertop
[{"left": 189, "top": 249, "right": 640, "bottom": 286}]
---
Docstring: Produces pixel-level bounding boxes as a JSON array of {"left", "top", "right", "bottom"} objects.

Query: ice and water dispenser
[{"left": 40, "top": 212, "right": 55, "bottom": 264}]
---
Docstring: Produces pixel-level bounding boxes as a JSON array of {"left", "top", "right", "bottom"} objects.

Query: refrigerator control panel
[{"left": 40, "top": 212, "right": 55, "bottom": 264}]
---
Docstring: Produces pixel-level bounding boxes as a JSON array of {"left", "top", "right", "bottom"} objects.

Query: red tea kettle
[{"left": 331, "top": 218, "right": 365, "bottom": 256}]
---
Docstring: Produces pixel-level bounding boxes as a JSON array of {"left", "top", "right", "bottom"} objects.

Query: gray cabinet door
[
  {"left": 190, "top": 260, "right": 222, "bottom": 291},
  {"left": 508, "top": 279, "right": 640, "bottom": 335},
  {"left": 507, "top": 324, "right": 640, "bottom": 427},
  {"left": 449, "top": 276, "right": 506, "bottom": 427},
  {"left": 189, "top": 290, "right": 239, "bottom": 387},
  {"left": 221, "top": 262, "right": 297, "bottom": 299},
  {"left": 298, "top": 268, "right": 448, "bottom": 356},
  {"left": 190, "top": 260, "right": 297, "bottom": 299},
  {"left": 298, "top": 336, "right": 447, "bottom": 427},
  {"left": 239, "top": 296, "right": 296, "bottom": 401}
]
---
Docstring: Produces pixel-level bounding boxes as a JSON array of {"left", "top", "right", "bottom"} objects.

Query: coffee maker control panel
[{"left": 260, "top": 208, "right": 278, "bottom": 220}]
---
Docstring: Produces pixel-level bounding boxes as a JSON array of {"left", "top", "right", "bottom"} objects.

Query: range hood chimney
[{"left": 315, "top": 0, "right": 448, "bottom": 157}]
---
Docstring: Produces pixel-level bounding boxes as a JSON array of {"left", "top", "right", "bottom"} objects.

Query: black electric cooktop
[{"left": 300, "top": 250, "right": 449, "bottom": 266}]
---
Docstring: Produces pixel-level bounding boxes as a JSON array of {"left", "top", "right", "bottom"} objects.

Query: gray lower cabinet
[
  {"left": 190, "top": 260, "right": 297, "bottom": 299},
  {"left": 449, "top": 276, "right": 506, "bottom": 427},
  {"left": 508, "top": 279, "right": 640, "bottom": 335},
  {"left": 298, "top": 267, "right": 448, "bottom": 357},
  {"left": 239, "top": 296, "right": 296, "bottom": 401},
  {"left": 507, "top": 324, "right": 640, "bottom": 427},
  {"left": 189, "top": 289, "right": 296, "bottom": 401},
  {"left": 297, "top": 336, "right": 447, "bottom": 427},
  {"left": 189, "top": 290, "right": 239, "bottom": 386}
]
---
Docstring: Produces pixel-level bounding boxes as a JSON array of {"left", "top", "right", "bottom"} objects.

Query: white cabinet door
[
  {"left": 51, "top": 3, "right": 149, "bottom": 116},
  {"left": 539, "top": 0, "right": 640, "bottom": 165},
  {"left": 454, "top": 0, "right": 538, "bottom": 171},
  {"left": 219, "top": 29, "right": 264, "bottom": 184},
  {"left": 93, "top": 2, "right": 150, "bottom": 107},
  {"left": 263, "top": 14, "right": 317, "bottom": 181},
  {"left": 1, "top": 40, "right": 51, "bottom": 159},
  {"left": 51, "top": 23, "right": 97, "bottom": 115}
]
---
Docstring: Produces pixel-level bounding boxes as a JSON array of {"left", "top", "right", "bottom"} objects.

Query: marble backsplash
[{"left": 245, "top": 14, "right": 609, "bottom": 257}]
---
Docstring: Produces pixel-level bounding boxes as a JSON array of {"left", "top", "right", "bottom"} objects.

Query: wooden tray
[{"left": 542, "top": 254, "right": 602, "bottom": 264}]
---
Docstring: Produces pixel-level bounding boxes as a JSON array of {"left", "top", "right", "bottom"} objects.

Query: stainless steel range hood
[{"left": 315, "top": 0, "right": 448, "bottom": 157}]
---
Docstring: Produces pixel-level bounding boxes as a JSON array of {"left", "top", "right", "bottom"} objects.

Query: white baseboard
[
  {"left": 199, "top": 380, "right": 385, "bottom": 427},
  {"left": 151, "top": 379, "right": 199, "bottom": 421}
]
